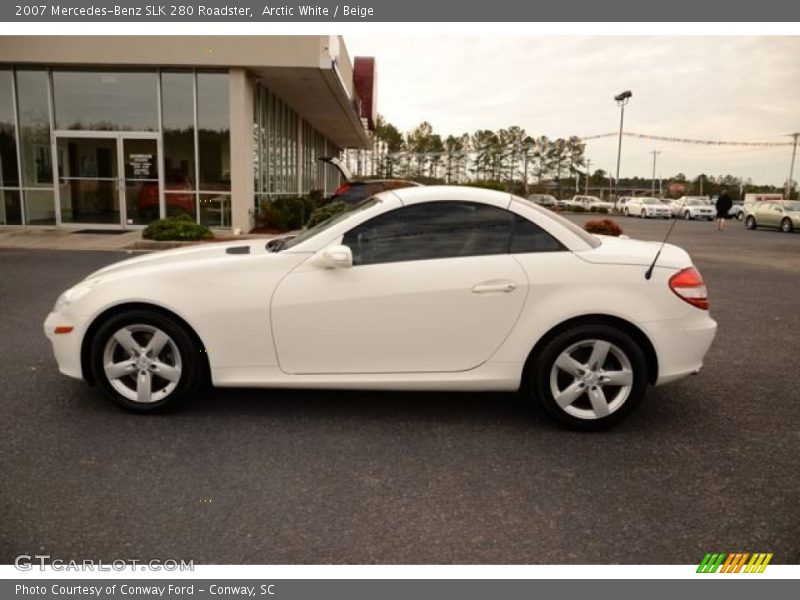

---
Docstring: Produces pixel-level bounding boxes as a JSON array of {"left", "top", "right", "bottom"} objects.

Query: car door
[
  {"left": 758, "top": 203, "right": 777, "bottom": 227},
  {"left": 271, "top": 201, "right": 528, "bottom": 375}
]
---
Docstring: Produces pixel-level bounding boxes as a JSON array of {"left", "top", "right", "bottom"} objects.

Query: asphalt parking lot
[{"left": 1, "top": 216, "right": 799, "bottom": 565}]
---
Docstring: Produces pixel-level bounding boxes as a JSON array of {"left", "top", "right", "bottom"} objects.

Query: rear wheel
[
  {"left": 745, "top": 215, "right": 757, "bottom": 230},
  {"left": 90, "top": 310, "right": 206, "bottom": 412},
  {"left": 736, "top": 212, "right": 744, "bottom": 221},
  {"left": 526, "top": 324, "right": 648, "bottom": 430},
  {"left": 781, "top": 218, "right": 793, "bottom": 233}
]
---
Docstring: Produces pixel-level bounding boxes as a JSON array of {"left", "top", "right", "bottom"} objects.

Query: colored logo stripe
[
  {"left": 697, "top": 553, "right": 726, "bottom": 573},
  {"left": 697, "top": 552, "right": 773, "bottom": 573}
]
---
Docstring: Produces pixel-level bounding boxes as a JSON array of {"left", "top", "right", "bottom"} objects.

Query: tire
[
  {"left": 781, "top": 218, "right": 793, "bottom": 233},
  {"left": 89, "top": 309, "right": 206, "bottom": 413},
  {"left": 683, "top": 211, "right": 691, "bottom": 220},
  {"left": 525, "top": 323, "right": 648, "bottom": 430},
  {"left": 736, "top": 212, "right": 743, "bottom": 221},
  {"left": 745, "top": 215, "right": 757, "bottom": 230},
  {"left": 640, "top": 210, "right": 647, "bottom": 219}
]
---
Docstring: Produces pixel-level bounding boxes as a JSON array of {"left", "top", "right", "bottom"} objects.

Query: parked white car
[
  {"left": 671, "top": 197, "right": 715, "bottom": 220},
  {"left": 568, "top": 195, "right": 615, "bottom": 212},
  {"left": 624, "top": 197, "right": 673, "bottom": 219},
  {"left": 45, "top": 186, "right": 717, "bottom": 430}
]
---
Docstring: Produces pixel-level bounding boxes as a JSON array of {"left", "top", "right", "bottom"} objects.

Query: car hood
[
  {"left": 85, "top": 239, "right": 278, "bottom": 281},
  {"left": 575, "top": 235, "right": 691, "bottom": 269}
]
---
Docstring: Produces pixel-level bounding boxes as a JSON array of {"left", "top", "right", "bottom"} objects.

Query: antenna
[{"left": 645, "top": 196, "right": 688, "bottom": 280}]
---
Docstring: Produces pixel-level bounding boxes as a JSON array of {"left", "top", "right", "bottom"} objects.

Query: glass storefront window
[
  {"left": 16, "top": 70, "right": 52, "bottom": 187},
  {"left": 199, "top": 192, "right": 231, "bottom": 227},
  {"left": 24, "top": 189, "right": 55, "bottom": 225},
  {"left": 0, "top": 70, "right": 19, "bottom": 188},
  {"left": 165, "top": 191, "right": 196, "bottom": 219},
  {"left": 1, "top": 189, "right": 22, "bottom": 225},
  {"left": 197, "top": 72, "right": 230, "bottom": 192},
  {"left": 53, "top": 71, "right": 157, "bottom": 132},
  {"left": 161, "top": 71, "right": 195, "bottom": 191}
]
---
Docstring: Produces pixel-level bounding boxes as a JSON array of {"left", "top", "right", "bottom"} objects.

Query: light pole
[
  {"left": 650, "top": 150, "right": 661, "bottom": 197},
  {"left": 584, "top": 158, "right": 592, "bottom": 195},
  {"left": 613, "top": 90, "right": 632, "bottom": 209},
  {"left": 787, "top": 132, "right": 799, "bottom": 200}
]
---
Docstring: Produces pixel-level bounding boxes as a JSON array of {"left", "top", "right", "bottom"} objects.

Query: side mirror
[{"left": 317, "top": 244, "right": 353, "bottom": 269}]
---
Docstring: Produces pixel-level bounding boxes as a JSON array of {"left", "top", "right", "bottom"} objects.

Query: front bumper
[
  {"left": 642, "top": 312, "right": 718, "bottom": 386},
  {"left": 44, "top": 312, "right": 86, "bottom": 380}
]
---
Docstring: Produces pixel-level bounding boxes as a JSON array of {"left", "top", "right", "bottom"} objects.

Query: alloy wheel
[
  {"left": 102, "top": 324, "right": 183, "bottom": 403},
  {"left": 549, "top": 339, "right": 633, "bottom": 420}
]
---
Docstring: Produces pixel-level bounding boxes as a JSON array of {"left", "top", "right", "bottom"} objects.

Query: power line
[{"left": 582, "top": 131, "right": 794, "bottom": 147}]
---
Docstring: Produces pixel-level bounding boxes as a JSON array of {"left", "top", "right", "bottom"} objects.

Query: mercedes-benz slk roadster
[{"left": 45, "top": 186, "right": 717, "bottom": 429}]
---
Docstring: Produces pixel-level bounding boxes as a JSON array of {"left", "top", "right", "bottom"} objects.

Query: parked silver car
[{"left": 744, "top": 200, "right": 800, "bottom": 233}]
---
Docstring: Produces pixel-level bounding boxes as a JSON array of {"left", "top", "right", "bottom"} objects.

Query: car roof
[{"left": 384, "top": 185, "right": 512, "bottom": 209}]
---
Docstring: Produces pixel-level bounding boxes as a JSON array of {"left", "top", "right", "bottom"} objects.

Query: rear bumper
[
  {"left": 642, "top": 312, "right": 718, "bottom": 386},
  {"left": 44, "top": 312, "right": 85, "bottom": 380}
]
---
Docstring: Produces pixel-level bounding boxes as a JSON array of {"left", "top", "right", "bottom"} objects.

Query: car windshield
[
  {"left": 275, "top": 197, "right": 381, "bottom": 252},
  {"left": 783, "top": 201, "right": 800, "bottom": 211},
  {"left": 516, "top": 197, "right": 601, "bottom": 248}
]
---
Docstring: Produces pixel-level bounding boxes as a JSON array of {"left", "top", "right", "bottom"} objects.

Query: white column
[{"left": 228, "top": 68, "right": 254, "bottom": 232}]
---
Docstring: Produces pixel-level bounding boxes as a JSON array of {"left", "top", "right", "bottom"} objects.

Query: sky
[{"left": 345, "top": 36, "right": 800, "bottom": 186}]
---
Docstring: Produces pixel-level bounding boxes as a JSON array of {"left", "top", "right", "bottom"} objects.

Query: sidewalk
[{"left": 0, "top": 226, "right": 277, "bottom": 252}]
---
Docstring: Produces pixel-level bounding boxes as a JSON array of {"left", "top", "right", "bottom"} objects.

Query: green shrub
[
  {"left": 142, "top": 214, "right": 214, "bottom": 241},
  {"left": 306, "top": 201, "right": 349, "bottom": 227},
  {"left": 256, "top": 196, "right": 315, "bottom": 231},
  {"left": 584, "top": 218, "right": 623, "bottom": 237}
]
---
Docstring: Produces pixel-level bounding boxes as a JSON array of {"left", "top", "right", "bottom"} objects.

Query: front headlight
[{"left": 53, "top": 284, "right": 93, "bottom": 313}]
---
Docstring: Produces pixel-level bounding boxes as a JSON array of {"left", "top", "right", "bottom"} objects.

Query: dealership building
[{"left": 0, "top": 36, "right": 375, "bottom": 231}]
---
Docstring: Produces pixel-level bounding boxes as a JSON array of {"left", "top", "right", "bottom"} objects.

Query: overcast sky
[{"left": 345, "top": 36, "right": 800, "bottom": 186}]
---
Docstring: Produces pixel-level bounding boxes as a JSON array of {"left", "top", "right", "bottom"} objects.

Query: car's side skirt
[{"left": 210, "top": 361, "right": 523, "bottom": 392}]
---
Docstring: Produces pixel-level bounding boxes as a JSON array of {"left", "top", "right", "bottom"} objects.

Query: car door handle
[{"left": 472, "top": 281, "right": 517, "bottom": 294}]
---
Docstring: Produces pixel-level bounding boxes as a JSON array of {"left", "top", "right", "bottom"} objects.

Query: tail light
[
  {"left": 669, "top": 267, "right": 709, "bottom": 310},
  {"left": 333, "top": 183, "right": 352, "bottom": 197}
]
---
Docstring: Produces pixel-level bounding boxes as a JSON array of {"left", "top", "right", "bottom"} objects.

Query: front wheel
[
  {"left": 781, "top": 218, "right": 794, "bottom": 233},
  {"left": 683, "top": 211, "right": 692, "bottom": 220},
  {"left": 526, "top": 324, "right": 648, "bottom": 430},
  {"left": 641, "top": 210, "right": 647, "bottom": 219},
  {"left": 736, "top": 212, "right": 744, "bottom": 221},
  {"left": 745, "top": 215, "right": 757, "bottom": 230},
  {"left": 90, "top": 310, "right": 206, "bottom": 412}
]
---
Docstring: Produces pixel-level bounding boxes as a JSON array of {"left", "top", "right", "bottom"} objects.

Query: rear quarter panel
[{"left": 490, "top": 251, "right": 696, "bottom": 363}]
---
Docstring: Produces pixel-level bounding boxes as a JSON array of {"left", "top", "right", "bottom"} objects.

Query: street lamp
[{"left": 613, "top": 90, "right": 632, "bottom": 208}]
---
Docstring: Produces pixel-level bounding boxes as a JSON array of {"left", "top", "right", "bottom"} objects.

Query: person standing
[{"left": 715, "top": 189, "right": 733, "bottom": 230}]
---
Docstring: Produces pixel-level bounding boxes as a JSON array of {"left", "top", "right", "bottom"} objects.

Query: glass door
[
  {"left": 55, "top": 133, "right": 161, "bottom": 227},
  {"left": 57, "top": 136, "right": 120, "bottom": 225},
  {"left": 121, "top": 138, "right": 160, "bottom": 225}
]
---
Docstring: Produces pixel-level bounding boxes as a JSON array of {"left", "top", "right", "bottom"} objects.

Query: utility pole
[
  {"left": 650, "top": 150, "right": 661, "bottom": 197},
  {"left": 787, "top": 132, "right": 799, "bottom": 199},
  {"left": 584, "top": 159, "right": 591, "bottom": 195}
]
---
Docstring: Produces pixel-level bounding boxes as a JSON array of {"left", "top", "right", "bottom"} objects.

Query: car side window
[
  {"left": 343, "top": 201, "right": 564, "bottom": 266},
  {"left": 510, "top": 216, "right": 566, "bottom": 253}
]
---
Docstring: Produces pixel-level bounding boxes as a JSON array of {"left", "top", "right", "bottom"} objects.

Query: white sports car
[{"left": 45, "top": 186, "right": 717, "bottom": 429}]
